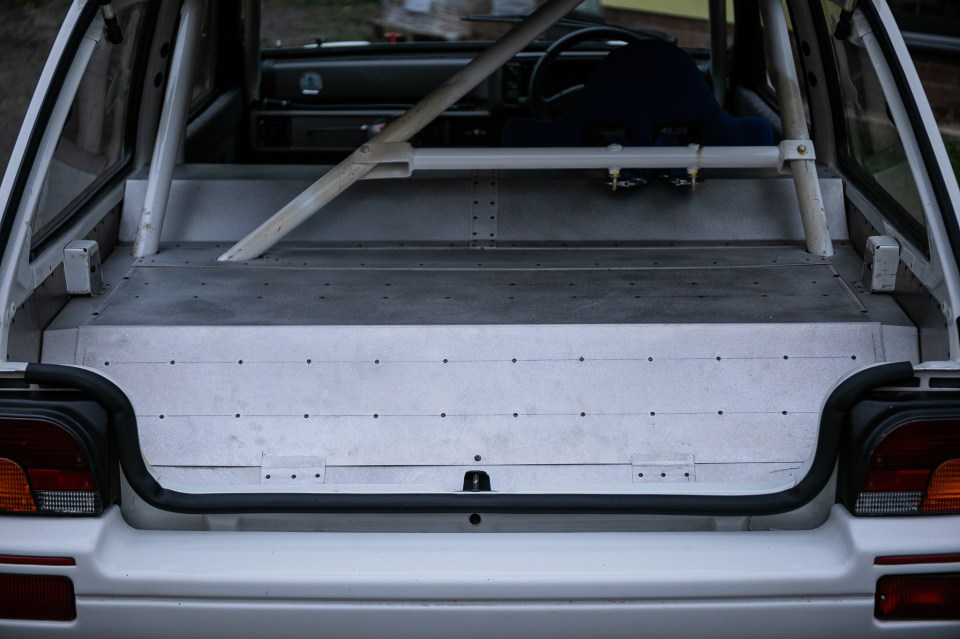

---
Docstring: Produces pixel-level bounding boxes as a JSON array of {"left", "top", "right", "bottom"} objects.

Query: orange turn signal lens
[
  {"left": 922, "top": 459, "right": 960, "bottom": 512},
  {"left": 854, "top": 418, "right": 960, "bottom": 515},
  {"left": 0, "top": 417, "right": 102, "bottom": 515},
  {"left": 0, "top": 458, "right": 37, "bottom": 512}
]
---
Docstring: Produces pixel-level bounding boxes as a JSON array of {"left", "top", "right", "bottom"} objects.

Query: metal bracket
[
  {"left": 359, "top": 141, "right": 413, "bottom": 179},
  {"left": 63, "top": 240, "right": 103, "bottom": 295},
  {"left": 632, "top": 454, "right": 695, "bottom": 483},
  {"left": 862, "top": 235, "right": 900, "bottom": 293},
  {"left": 357, "top": 141, "right": 413, "bottom": 179},
  {"left": 832, "top": 0, "right": 859, "bottom": 41},
  {"left": 847, "top": 8, "right": 873, "bottom": 48},
  {"left": 777, "top": 140, "right": 816, "bottom": 170},
  {"left": 260, "top": 455, "right": 326, "bottom": 485},
  {"left": 356, "top": 141, "right": 412, "bottom": 163}
]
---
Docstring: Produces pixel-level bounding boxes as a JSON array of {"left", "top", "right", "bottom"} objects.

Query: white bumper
[{"left": 1, "top": 505, "right": 959, "bottom": 638}]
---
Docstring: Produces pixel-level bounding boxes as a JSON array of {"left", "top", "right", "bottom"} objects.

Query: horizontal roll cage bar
[{"left": 131, "top": 0, "right": 834, "bottom": 262}]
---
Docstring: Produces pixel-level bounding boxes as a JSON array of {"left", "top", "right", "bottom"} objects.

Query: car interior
[{"left": 6, "top": 0, "right": 953, "bottom": 529}]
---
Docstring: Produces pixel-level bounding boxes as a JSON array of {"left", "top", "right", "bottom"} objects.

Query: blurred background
[
  {"left": 1, "top": 0, "right": 957, "bottom": 178},
  {"left": 0, "top": 1, "right": 71, "bottom": 174}
]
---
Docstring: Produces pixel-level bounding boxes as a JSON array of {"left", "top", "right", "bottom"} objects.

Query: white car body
[{"left": 1, "top": 0, "right": 959, "bottom": 636}]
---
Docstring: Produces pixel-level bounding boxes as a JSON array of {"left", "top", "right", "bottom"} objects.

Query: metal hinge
[{"left": 632, "top": 454, "right": 695, "bottom": 483}]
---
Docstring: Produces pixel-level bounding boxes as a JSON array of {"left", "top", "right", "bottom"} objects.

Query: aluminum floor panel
[
  {"left": 76, "top": 322, "right": 891, "bottom": 490},
  {"left": 83, "top": 248, "right": 880, "bottom": 326}
]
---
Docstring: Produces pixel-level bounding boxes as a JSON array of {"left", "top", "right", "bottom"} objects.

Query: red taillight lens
[
  {"left": 876, "top": 574, "right": 960, "bottom": 620},
  {"left": 0, "top": 573, "right": 76, "bottom": 621},
  {"left": 0, "top": 418, "right": 101, "bottom": 515},
  {"left": 855, "top": 418, "right": 960, "bottom": 515},
  {"left": 0, "top": 555, "right": 75, "bottom": 567}
]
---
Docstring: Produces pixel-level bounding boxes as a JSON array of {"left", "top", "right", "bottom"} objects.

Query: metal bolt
[
  {"left": 360, "top": 145, "right": 369, "bottom": 153},
  {"left": 798, "top": 144, "right": 808, "bottom": 155}
]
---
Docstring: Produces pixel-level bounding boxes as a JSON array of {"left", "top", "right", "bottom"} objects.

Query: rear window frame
[
  {"left": 810, "top": 0, "right": 939, "bottom": 257},
  {"left": 27, "top": 0, "right": 159, "bottom": 259}
]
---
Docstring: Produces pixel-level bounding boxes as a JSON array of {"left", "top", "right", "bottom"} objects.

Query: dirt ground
[
  {"left": 0, "top": 1, "right": 71, "bottom": 175},
  {"left": 0, "top": 0, "right": 373, "bottom": 174}
]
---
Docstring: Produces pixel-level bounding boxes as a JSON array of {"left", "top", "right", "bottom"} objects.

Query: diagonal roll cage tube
[
  {"left": 216, "top": 0, "right": 834, "bottom": 261},
  {"left": 218, "top": 0, "right": 586, "bottom": 262}
]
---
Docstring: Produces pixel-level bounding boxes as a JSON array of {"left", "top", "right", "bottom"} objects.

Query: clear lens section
[
  {"left": 33, "top": 490, "right": 100, "bottom": 515},
  {"left": 857, "top": 418, "right": 960, "bottom": 515},
  {"left": 855, "top": 490, "right": 922, "bottom": 515},
  {"left": 0, "top": 418, "right": 103, "bottom": 516}
]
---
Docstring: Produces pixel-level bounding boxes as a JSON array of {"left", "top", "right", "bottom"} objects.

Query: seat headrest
[{"left": 502, "top": 39, "right": 774, "bottom": 148}]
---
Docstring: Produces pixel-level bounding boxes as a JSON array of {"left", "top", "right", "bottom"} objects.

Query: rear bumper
[{"left": 1, "top": 505, "right": 959, "bottom": 638}]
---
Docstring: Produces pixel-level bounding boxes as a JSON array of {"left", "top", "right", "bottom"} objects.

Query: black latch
[
  {"left": 833, "top": 0, "right": 858, "bottom": 41},
  {"left": 98, "top": 0, "right": 124, "bottom": 44},
  {"left": 462, "top": 470, "right": 491, "bottom": 492}
]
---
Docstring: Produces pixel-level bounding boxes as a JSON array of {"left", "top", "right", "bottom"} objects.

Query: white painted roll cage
[{"left": 130, "top": 0, "right": 835, "bottom": 262}]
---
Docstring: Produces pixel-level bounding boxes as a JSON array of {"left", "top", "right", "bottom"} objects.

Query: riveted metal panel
[
  {"left": 118, "top": 176, "right": 848, "bottom": 245},
  {"left": 78, "top": 322, "right": 889, "bottom": 488},
  {"left": 85, "top": 258, "right": 873, "bottom": 327}
]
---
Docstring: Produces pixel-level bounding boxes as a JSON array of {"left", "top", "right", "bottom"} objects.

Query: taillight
[
  {"left": 876, "top": 574, "right": 960, "bottom": 621},
  {"left": 0, "top": 417, "right": 103, "bottom": 515},
  {"left": 0, "top": 573, "right": 76, "bottom": 621},
  {"left": 853, "top": 418, "right": 960, "bottom": 515}
]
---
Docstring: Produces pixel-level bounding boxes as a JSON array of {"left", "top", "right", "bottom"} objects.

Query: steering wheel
[{"left": 527, "top": 26, "right": 651, "bottom": 120}]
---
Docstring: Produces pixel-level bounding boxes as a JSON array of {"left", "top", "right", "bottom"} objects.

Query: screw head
[{"left": 798, "top": 144, "right": 808, "bottom": 154}]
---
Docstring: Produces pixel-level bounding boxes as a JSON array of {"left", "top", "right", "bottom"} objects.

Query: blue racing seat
[{"left": 502, "top": 39, "right": 774, "bottom": 150}]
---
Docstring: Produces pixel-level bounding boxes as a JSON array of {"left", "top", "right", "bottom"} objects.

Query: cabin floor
[
  {"left": 50, "top": 244, "right": 901, "bottom": 326},
  {"left": 32, "top": 169, "right": 916, "bottom": 492},
  {"left": 41, "top": 239, "right": 917, "bottom": 493}
]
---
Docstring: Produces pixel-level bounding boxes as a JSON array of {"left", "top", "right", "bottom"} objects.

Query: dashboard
[{"left": 250, "top": 45, "right": 609, "bottom": 160}]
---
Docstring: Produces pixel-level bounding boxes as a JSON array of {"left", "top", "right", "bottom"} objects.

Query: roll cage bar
[{"left": 131, "top": 0, "right": 834, "bottom": 261}]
